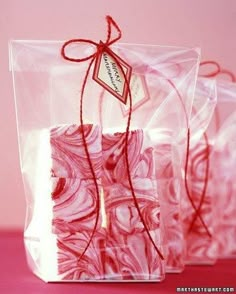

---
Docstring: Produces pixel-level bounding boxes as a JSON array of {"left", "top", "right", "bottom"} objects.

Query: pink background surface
[
  {"left": 0, "top": 0, "right": 236, "bottom": 229},
  {"left": 0, "top": 232, "right": 235, "bottom": 293}
]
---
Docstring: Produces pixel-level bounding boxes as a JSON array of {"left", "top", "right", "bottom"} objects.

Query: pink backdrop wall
[{"left": 1, "top": 0, "right": 236, "bottom": 229}]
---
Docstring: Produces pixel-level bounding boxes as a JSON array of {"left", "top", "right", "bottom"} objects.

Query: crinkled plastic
[
  {"left": 182, "top": 77, "right": 218, "bottom": 264},
  {"left": 210, "top": 80, "right": 236, "bottom": 259},
  {"left": 9, "top": 40, "right": 200, "bottom": 281}
]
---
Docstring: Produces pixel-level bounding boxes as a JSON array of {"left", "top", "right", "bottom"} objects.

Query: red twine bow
[
  {"left": 200, "top": 60, "right": 236, "bottom": 82},
  {"left": 61, "top": 15, "right": 164, "bottom": 262}
]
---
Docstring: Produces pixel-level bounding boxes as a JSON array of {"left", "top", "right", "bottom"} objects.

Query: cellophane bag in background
[
  {"left": 9, "top": 38, "right": 199, "bottom": 282},
  {"left": 151, "top": 76, "right": 201, "bottom": 273},
  {"left": 210, "top": 80, "right": 236, "bottom": 258},
  {"left": 181, "top": 77, "right": 218, "bottom": 264}
]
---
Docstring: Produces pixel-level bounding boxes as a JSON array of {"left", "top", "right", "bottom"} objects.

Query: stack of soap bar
[
  {"left": 50, "top": 124, "right": 105, "bottom": 280},
  {"left": 182, "top": 142, "right": 218, "bottom": 264},
  {"left": 49, "top": 125, "right": 165, "bottom": 281},
  {"left": 50, "top": 124, "right": 102, "bottom": 178},
  {"left": 102, "top": 130, "right": 164, "bottom": 281}
]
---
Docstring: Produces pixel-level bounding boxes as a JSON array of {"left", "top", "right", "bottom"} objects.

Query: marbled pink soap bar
[
  {"left": 50, "top": 124, "right": 104, "bottom": 280},
  {"left": 102, "top": 130, "right": 165, "bottom": 281},
  {"left": 182, "top": 142, "right": 218, "bottom": 264},
  {"left": 102, "top": 130, "right": 155, "bottom": 185},
  {"left": 105, "top": 231, "right": 164, "bottom": 280},
  {"left": 56, "top": 230, "right": 106, "bottom": 280},
  {"left": 104, "top": 180, "right": 164, "bottom": 281},
  {"left": 52, "top": 178, "right": 102, "bottom": 233},
  {"left": 50, "top": 124, "right": 102, "bottom": 178},
  {"left": 104, "top": 179, "right": 160, "bottom": 233},
  {"left": 51, "top": 177, "right": 104, "bottom": 280},
  {"left": 50, "top": 126, "right": 165, "bottom": 281}
]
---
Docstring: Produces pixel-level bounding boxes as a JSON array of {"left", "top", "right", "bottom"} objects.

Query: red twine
[
  {"left": 61, "top": 15, "right": 164, "bottom": 262},
  {"left": 143, "top": 64, "right": 212, "bottom": 238},
  {"left": 200, "top": 60, "right": 236, "bottom": 82},
  {"left": 187, "top": 131, "right": 211, "bottom": 235},
  {"left": 165, "top": 79, "right": 211, "bottom": 237}
]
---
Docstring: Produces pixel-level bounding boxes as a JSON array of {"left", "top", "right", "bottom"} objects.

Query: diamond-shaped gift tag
[{"left": 93, "top": 44, "right": 132, "bottom": 105}]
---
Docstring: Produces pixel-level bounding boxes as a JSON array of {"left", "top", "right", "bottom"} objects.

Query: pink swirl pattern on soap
[
  {"left": 135, "top": 147, "right": 156, "bottom": 178},
  {"left": 56, "top": 230, "right": 106, "bottom": 280},
  {"left": 102, "top": 130, "right": 144, "bottom": 184},
  {"left": 50, "top": 124, "right": 102, "bottom": 178},
  {"left": 105, "top": 232, "right": 165, "bottom": 281},
  {"left": 52, "top": 178, "right": 102, "bottom": 232},
  {"left": 50, "top": 126, "right": 164, "bottom": 280},
  {"left": 101, "top": 129, "right": 164, "bottom": 280},
  {"left": 51, "top": 177, "right": 105, "bottom": 278},
  {"left": 185, "top": 232, "right": 218, "bottom": 264},
  {"left": 105, "top": 179, "right": 160, "bottom": 234}
]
